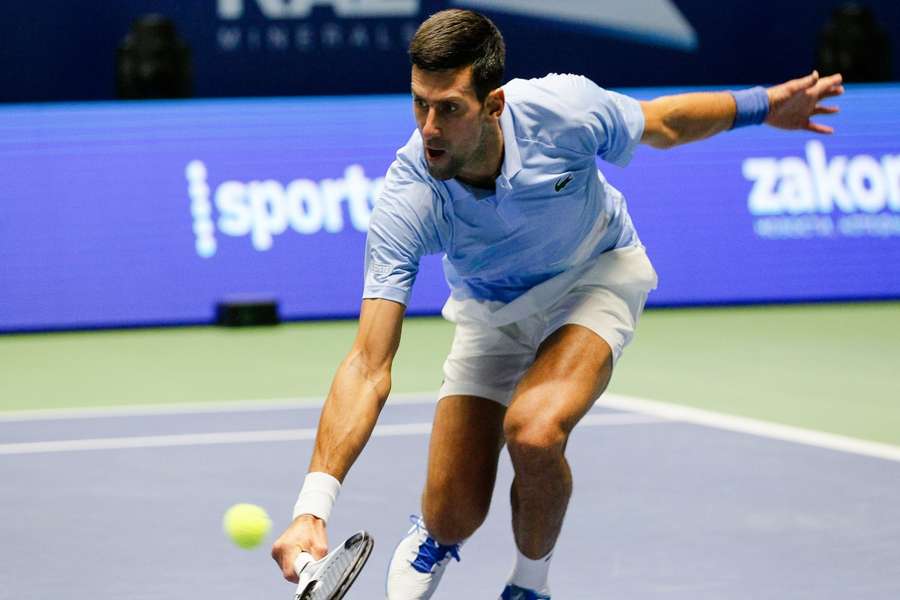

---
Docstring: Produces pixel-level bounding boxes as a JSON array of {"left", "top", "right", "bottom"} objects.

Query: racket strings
[{"left": 309, "top": 540, "right": 368, "bottom": 599}]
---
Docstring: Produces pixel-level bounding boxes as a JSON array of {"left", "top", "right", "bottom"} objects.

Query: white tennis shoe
[{"left": 385, "top": 515, "right": 461, "bottom": 599}]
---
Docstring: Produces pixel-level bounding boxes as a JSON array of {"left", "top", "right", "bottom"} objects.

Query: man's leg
[
  {"left": 423, "top": 394, "right": 506, "bottom": 543},
  {"left": 386, "top": 394, "right": 506, "bottom": 599},
  {"left": 504, "top": 324, "right": 614, "bottom": 559}
]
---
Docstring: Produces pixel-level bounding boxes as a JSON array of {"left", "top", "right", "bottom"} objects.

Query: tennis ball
[{"left": 223, "top": 503, "right": 272, "bottom": 549}]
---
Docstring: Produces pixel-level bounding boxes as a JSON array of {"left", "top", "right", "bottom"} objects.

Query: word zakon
[
  {"left": 186, "top": 160, "right": 384, "bottom": 257},
  {"left": 743, "top": 140, "right": 900, "bottom": 216}
]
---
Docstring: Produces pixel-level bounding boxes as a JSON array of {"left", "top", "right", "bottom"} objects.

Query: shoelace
[
  {"left": 501, "top": 584, "right": 551, "bottom": 600},
  {"left": 407, "top": 515, "right": 461, "bottom": 574}
]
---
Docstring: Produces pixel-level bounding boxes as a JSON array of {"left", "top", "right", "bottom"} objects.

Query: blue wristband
[{"left": 729, "top": 86, "right": 770, "bottom": 129}]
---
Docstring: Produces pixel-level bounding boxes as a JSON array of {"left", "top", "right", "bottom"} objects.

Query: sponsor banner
[
  {"left": 607, "top": 85, "right": 900, "bottom": 305},
  {"left": 0, "top": 97, "right": 446, "bottom": 330},
  {"left": 1, "top": 85, "right": 898, "bottom": 331}
]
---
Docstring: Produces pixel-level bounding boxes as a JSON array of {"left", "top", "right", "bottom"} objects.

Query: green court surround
[{"left": 1, "top": 303, "right": 897, "bottom": 446}]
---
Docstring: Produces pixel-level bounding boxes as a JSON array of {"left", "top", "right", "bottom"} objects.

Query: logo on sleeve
[
  {"left": 370, "top": 261, "right": 391, "bottom": 283},
  {"left": 554, "top": 174, "right": 574, "bottom": 192}
]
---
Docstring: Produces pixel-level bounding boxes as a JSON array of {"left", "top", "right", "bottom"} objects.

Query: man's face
[{"left": 411, "top": 65, "right": 490, "bottom": 180}]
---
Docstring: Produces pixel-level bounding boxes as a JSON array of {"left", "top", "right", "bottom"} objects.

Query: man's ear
[{"left": 485, "top": 88, "right": 505, "bottom": 119}]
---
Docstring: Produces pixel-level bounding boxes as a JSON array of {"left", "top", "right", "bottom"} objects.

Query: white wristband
[{"left": 292, "top": 472, "right": 341, "bottom": 523}]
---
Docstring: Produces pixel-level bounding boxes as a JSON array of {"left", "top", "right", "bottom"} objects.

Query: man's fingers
[
  {"left": 272, "top": 543, "right": 301, "bottom": 583},
  {"left": 825, "top": 73, "right": 843, "bottom": 86},
  {"left": 812, "top": 105, "right": 839, "bottom": 116},
  {"left": 270, "top": 515, "right": 329, "bottom": 583},
  {"left": 820, "top": 85, "right": 845, "bottom": 100},
  {"left": 309, "top": 541, "right": 329, "bottom": 561},
  {"left": 284, "top": 564, "right": 300, "bottom": 584},
  {"left": 799, "top": 70, "right": 820, "bottom": 90},
  {"left": 781, "top": 70, "right": 817, "bottom": 94},
  {"left": 813, "top": 75, "right": 843, "bottom": 96},
  {"left": 805, "top": 121, "right": 834, "bottom": 135},
  {"left": 282, "top": 553, "right": 302, "bottom": 583}
]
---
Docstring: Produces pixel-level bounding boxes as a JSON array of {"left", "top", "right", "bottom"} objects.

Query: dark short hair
[{"left": 408, "top": 9, "right": 505, "bottom": 102}]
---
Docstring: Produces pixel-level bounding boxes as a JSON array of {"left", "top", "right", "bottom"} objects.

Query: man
[{"left": 272, "top": 9, "right": 843, "bottom": 599}]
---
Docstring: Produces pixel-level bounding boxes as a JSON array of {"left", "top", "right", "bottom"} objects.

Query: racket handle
[
  {"left": 293, "top": 552, "right": 315, "bottom": 579},
  {"left": 293, "top": 552, "right": 319, "bottom": 600}
]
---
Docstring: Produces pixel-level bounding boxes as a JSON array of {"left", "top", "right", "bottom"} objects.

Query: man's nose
[{"left": 422, "top": 108, "right": 440, "bottom": 140}]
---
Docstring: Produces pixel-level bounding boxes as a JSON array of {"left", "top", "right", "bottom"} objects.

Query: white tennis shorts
[{"left": 438, "top": 245, "right": 658, "bottom": 407}]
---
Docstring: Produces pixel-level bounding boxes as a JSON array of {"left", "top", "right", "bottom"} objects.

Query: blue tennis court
[{"left": 3, "top": 394, "right": 898, "bottom": 599}]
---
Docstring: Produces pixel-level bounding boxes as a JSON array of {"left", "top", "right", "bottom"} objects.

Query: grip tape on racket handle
[{"left": 294, "top": 551, "right": 315, "bottom": 579}]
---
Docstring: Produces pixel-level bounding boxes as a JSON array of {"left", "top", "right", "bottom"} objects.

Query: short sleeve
[
  {"left": 507, "top": 74, "right": 645, "bottom": 167},
  {"left": 565, "top": 75, "right": 645, "bottom": 166},
  {"left": 363, "top": 157, "right": 442, "bottom": 306}
]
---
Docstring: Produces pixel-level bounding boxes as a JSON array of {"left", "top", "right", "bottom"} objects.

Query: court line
[
  {"left": 3, "top": 392, "right": 898, "bottom": 462},
  {"left": 0, "top": 392, "right": 437, "bottom": 422},
  {"left": 598, "top": 395, "right": 900, "bottom": 464},
  {"left": 0, "top": 413, "right": 664, "bottom": 455}
]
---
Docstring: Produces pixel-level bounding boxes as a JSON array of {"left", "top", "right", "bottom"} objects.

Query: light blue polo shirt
[{"left": 363, "top": 73, "right": 645, "bottom": 307}]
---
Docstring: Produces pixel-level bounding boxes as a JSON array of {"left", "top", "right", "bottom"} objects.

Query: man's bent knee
[
  {"left": 422, "top": 487, "right": 491, "bottom": 544},
  {"left": 504, "top": 410, "right": 568, "bottom": 470}
]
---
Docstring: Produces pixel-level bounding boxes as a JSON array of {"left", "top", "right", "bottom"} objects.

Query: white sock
[{"left": 509, "top": 547, "right": 553, "bottom": 593}]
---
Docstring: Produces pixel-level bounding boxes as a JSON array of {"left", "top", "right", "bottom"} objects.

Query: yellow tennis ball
[{"left": 223, "top": 503, "right": 272, "bottom": 549}]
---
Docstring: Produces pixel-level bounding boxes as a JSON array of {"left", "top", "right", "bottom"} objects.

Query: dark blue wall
[{"left": 1, "top": 1, "right": 898, "bottom": 102}]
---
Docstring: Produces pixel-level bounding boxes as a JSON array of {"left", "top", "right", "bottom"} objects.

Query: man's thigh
[{"left": 506, "top": 324, "right": 614, "bottom": 438}]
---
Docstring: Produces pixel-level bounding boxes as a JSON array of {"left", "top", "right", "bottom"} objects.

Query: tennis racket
[{"left": 293, "top": 530, "right": 374, "bottom": 600}]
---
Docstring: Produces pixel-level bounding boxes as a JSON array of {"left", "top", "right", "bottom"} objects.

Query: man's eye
[
  {"left": 415, "top": 99, "right": 428, "bottom": 109},
  {"left": 446, "top": 104, "right": 458, "bottom": 113}
]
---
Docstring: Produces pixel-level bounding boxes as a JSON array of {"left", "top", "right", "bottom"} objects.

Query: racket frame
[{"left": 295, "top": 531, "right": 374, "bottom": 600}]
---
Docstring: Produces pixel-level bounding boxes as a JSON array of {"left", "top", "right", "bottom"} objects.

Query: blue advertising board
[
  {"left": 608, "top": 85, "right": 900, "bottom": 306},
  {"left": 1, "top": 85, "right": 899, "bottom": 332}
]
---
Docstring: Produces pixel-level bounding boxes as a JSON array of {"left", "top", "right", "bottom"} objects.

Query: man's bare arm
[
  {"left": 309, "top": 297, "right": 405, "bottom": 479},
  {"left": 640, "top": 71, "right": 844, "bottom": 149},
  {"left": 271, "top": 297, "right": 405, "bottom": 582}
]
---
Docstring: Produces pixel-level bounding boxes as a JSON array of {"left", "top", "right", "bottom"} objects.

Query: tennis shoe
[
  {"left": 385, "top": 515, "right": 461, "bottom": 599},
  {"left": 500, "top": 583, "right": 551, "bottom": 600}
]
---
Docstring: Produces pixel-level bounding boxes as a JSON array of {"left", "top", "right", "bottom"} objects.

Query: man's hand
[
  {"left": 766, "top": 71, "right": 844, "bottom": 134},
  {"left": 271, "top": 514, "right": 328, "bottom": 583}
]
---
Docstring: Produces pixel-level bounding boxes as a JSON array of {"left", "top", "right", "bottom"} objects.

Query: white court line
[
  {"left": 0, "top": 391, "right": 437, "bottom": 422},
  {"left": 0, "top": 413, "right": 663, "bottom": 455},
  {"left": 3, "top": 392, "right": 899, "bottom": 463},
  {"left": 597, "top": 395, "right": 900, "bottom": 464}
]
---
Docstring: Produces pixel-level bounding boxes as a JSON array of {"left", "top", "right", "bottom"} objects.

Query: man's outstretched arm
[
  {"left": 640, "top": 71, "right": 844, "bottom": 149},
  {"left": 271, "top": 297, "right": 405, "bottom": 582}
]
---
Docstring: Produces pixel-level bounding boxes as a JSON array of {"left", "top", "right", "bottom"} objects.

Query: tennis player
[{"left": 272, "top": 9, "right": 843, "bottom": 599}]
